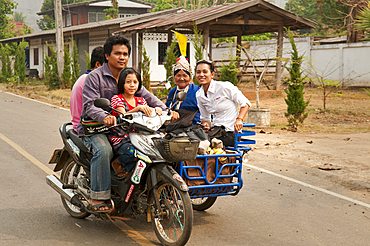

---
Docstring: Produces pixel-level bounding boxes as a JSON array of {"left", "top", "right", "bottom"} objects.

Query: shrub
[
  {"left": 140, "top": 37, "right": 151, "bottom": 91},
  {"left": 14, "top": 41, "right": 28, "bottom": 83},
  {"left": 61, "top": 45, "right": 72, "bottom": 89},
  {"left": 284, "top": 29, "right": 310, "bottom": 128}
]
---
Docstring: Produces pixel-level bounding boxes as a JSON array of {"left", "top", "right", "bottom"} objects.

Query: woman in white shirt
[{"left": 195, "top": 59, "right": 251, "bottom": 146}]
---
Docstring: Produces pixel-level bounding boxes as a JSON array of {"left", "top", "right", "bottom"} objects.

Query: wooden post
[
  {"left": 132, "top": 33, "right": 137, "bottom": 70},
  {"left": 203, "top": 23, "right": 209, "bottom": 59},
  {"left": 54, "top": 0, "right": 64, "bottom": 78},
  {"left": 138, "top": 32, "right": 143, "bottom": 75},
  {"left": 167, "top": 30, "right": 173, "bottom": 51},
  {"left": 275, "top": 25, "right": 284, "bottom": 91}
]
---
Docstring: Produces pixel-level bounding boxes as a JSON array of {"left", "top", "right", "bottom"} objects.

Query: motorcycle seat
[{"left": 67, "top": 128, "right": 89, "bottom": 153}]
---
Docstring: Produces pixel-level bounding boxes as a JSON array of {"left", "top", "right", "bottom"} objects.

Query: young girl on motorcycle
[{"left": 109, "top": 67, "right": 162, "bottom": 178}]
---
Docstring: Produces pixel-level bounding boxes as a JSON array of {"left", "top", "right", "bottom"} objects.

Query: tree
[
  {"left": 14, "top": 41, "right": 28, "bottom": 83},
  {"left": 284, "top": 29, "right": 310, "bottom": 129},
  {"left": 355, "top": 5, "right": 370, "bottom": 41},
  {"left": 0, "top": 0, "right": 17, "bottom": 39},
  {"left": 164, "top": 41, "right": 178, "bottom": 87},
  {"left": 0, "top": 43, "right": 12, "bottom": 82},
  {"left": 104, "top": 0, "right": 119, "bottom": 20},
  {"left": 140, "top": 38, "right": 152, "bottom": 92},
  {"left": 62, "top": 45, "right": 72, "bottom": 89},
  {"left": 71, "top": 41, "right": 80, "bottom": 86}
]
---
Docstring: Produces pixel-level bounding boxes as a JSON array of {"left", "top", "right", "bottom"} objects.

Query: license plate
[{"left": 49, "top": 149, "right": 63, "bottom": 164}]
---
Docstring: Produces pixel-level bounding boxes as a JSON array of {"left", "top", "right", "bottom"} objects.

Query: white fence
[{"left": 212, "top": 37, "right": 370, "bottom": 87}]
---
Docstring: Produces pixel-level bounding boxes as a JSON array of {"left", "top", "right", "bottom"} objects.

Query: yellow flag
[{"left": 172, "top": 30, "right": 187, "bottom": 57}]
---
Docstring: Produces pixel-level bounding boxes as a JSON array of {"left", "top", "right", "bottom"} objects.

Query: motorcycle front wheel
[
  {"left": 60, "top": 158, "right": 90, "bottom": 219},
  {"left": 151, "top": 181, "right": 193, "bottom": 246}
]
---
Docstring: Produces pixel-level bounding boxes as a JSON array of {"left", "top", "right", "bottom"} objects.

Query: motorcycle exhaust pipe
[{"left": 46, "top": 175, "right": 83, "bottom": 208}]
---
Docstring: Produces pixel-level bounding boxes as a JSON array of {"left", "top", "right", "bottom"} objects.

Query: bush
[
  {"left": 71, "top": 41, "right": 80, "bottom": 86},
  {"left": 220, "top": 58, "right": 238, "bottom": 86},
  {"left": 14, "top": 41, "right": 28, "bottom": 83},
  {"left": 284, "top": 29, "right": 310, "bottom": 128},
  {"left": 0, "top": 44, "right": 12, "bottom": 82},
  {"left": 61, "top": 45, "right": 72, "bottom": 89},
  {"left": 164, "top": 41, "right": 177, "bottom": 87}
]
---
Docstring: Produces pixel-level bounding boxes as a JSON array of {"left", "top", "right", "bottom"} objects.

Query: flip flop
[
  {"left": 92, "top": 202, "right": 112, "bottom": 213},
  {"left": 111, "top": 169, "right": 129, "bottom": 180}
]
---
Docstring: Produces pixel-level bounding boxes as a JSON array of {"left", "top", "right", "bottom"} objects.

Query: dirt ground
[
  {"left": 247, "top": 86, "right": 370, "bottom": 191},
  {"left": 1, "top": 83, "right": 370, "bottom": 190}
]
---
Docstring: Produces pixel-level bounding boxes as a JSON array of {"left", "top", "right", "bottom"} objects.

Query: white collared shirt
[{"left": 196, "top": 80, "right": 251, "bottom": 132}]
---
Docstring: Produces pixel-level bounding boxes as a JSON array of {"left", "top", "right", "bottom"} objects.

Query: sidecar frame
[{"left": 177, "top": 123, "right": 255, "bottom": 198}]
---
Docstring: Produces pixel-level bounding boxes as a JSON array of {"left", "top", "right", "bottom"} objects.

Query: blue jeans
[{"left": 83, "top": 133, "right": 113, "bottom": 200}]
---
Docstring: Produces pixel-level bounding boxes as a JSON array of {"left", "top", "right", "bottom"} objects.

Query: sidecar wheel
[
  {"left": 150, "top": 181, "right": 193, "bottom": 246},
  {"left": 60, "top": 158, "right": 90, "bottom": 219},
  {"left": 191, "top": 197, "right": 217, "bottom": 211}
]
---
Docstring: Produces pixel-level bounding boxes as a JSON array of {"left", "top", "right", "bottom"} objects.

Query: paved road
[{"left": 1, "top": 91, "right": 369, "bottom": 245}]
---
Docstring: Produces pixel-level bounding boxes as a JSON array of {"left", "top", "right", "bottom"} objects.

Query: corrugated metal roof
[
  {"left": 0, "top": 8, "right": 182, "bottom": 43},
  {"left": 117, "top": 0, "right": 315, "bottom": 37},
  {"left": 90, "top": 0, "right": 151, "bottom": 8}
]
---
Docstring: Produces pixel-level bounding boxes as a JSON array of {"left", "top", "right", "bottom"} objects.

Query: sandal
[
  {"left": 111, "top": 158, "right": 129, "bottom": 180},
  {"left": 111, "top": 169, "right": 129, "bottom": 180},
  {"left": 91, "top": 201, "right": 112, "bottom": 213}
]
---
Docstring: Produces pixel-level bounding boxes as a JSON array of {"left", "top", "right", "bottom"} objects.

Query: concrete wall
[{"left": 212, "top": 37, "right": 370, "bottom": 87}]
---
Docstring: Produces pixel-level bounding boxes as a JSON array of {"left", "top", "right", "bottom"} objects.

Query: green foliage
[
  {"left": 214, "top": 33, "right": 271, "bottom": 43},
  {"left": 220, "top": 55, "right": 238, "bottom": 86},
  {"left": 62, "top": 45, "right": 72, "bottom": 89},
  {"left": 284, "top": 29, "right": 309, "bottom": 128},
  {"left": 14, "top": 41, "right": 28, "bottom": 83},
  {"left": 242, "top": 33, "right": 272, "bottom": 41},
  {"left": 140, "top": 37, "right": 152, "bottom": 91},
  {"left": 0, "top": 0, "right": 17, "bottom": 39},
  {"left": 104, "top": 0, "right": 119, "bottom": 19},
  {"left": 164, "top": 41, "right": 177, "bottom": 87},
  {"left": 285, "top": 0, "right": 348, "bottom": 36},
  {"left": 71, "top": 41, "right": 80, "bottom": 86},
  {"left": 44, "top": 43, "right": 61, "bottom": 90},
  {"left": 192, "top": 23, "right": 203, "bottom": 85},
  {"left": 83, "top": 50, "right": 91, "bottom": 70},
  {"left": 364, "top": 88, "right": 370, "bottom": 97},
  {"left": 355, "top": 6, "right": 370, "bottom": 41},
  {"left": 0, "top": 43, "right": 12, "bottom": 82}
]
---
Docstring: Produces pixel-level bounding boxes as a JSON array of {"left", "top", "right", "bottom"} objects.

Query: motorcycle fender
[
  {"left": 49, "top": 148, "right": 70, "bottom": 172},
  {"left": 151, "top": 164, "right": 189, "bottom": 192}
]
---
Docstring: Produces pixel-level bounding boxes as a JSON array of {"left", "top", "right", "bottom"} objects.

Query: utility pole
[{"left": 54, "top": 0, "right": 64, "bottom": 78}]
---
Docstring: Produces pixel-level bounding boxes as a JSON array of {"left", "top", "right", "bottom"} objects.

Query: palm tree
[
  {"left": 13, "top": 12, "right": 26, "bottom": 22},
  {"left": 355, "top": 6, "right": 370, "bottom": 41}
]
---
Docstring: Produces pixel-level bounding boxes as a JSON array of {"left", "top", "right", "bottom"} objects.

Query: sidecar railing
[{"left": 178, "top": 123, "right": 255, "bottom": 198}]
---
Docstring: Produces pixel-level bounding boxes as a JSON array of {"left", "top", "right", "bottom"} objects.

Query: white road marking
[
  {"left": 4, "top": 91, "right": 69, "bottom": 111},
  {"left": 244, "top": 163, "right": 370, "bottom": 209}
]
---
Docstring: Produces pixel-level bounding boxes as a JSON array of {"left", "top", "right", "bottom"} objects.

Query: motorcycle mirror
[
  {"left": 94, "top": 98, "right": 111, "bottom": 108},
  {"left": 175, "top": 91, "right": 187, "bottom": 102}
]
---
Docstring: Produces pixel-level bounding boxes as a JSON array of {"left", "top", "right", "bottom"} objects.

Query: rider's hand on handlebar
[
  {"left": 104, "top": 115, "right": 117, "bottom": 127},
  {"left": 155, "top": 107, "right": 163, "bottom": 116},
  {"left": 170, "top": 111, "right": 179, "bottom": 121}
]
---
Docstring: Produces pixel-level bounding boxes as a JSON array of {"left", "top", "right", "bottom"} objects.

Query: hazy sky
[{"left": 14, "top": 0, "right": 44, "bottom": 32}]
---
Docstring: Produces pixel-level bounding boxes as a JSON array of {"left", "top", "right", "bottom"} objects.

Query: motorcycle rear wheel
[
  {"left": 60, "top": 158, "right": 90, "bottom": 219},
  {"left": 151, "top": 181, "right": 193, "bottom": 246},
  {"left": 191, "top": 196, "right": 217, "bottom": 211}
]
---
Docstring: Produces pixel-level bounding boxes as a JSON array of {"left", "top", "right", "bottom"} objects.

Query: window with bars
[{"left": 88, "top": 12, "right": 106, "bottom": 22}]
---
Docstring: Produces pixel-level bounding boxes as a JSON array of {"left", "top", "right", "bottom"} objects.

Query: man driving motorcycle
[{"left": 76, "top": 35, "right": 178, "bottom": 212}]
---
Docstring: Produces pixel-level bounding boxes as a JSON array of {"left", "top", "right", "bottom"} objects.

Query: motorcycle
[{"left": 46, "top": 92, "right": 196, "bottom": 246}]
